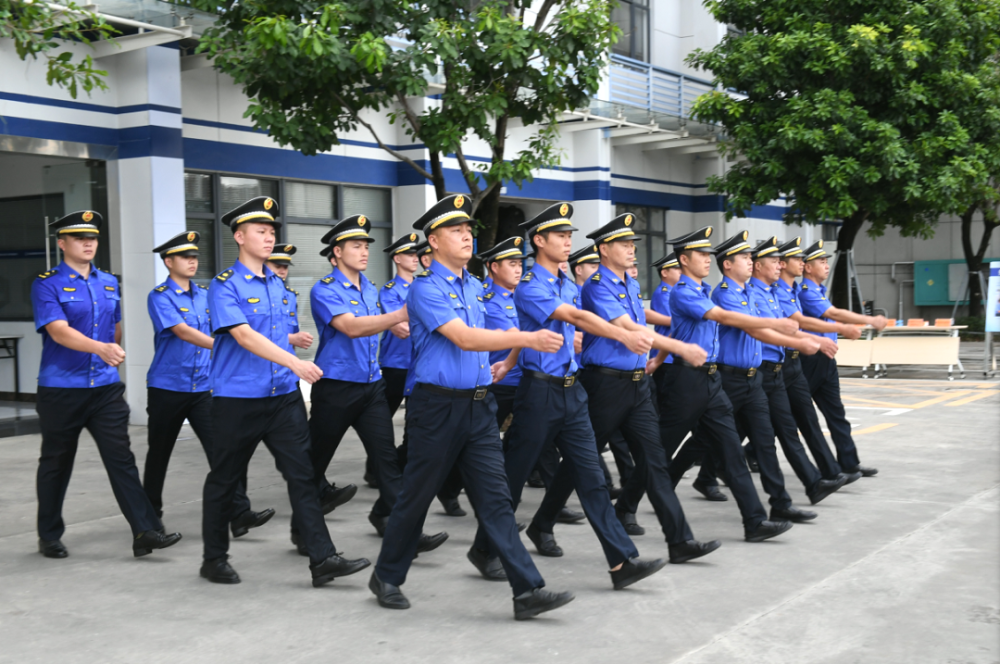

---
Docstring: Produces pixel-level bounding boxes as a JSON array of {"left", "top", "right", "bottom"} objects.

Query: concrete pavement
[{"left": 0, "top": 378, "right": 997, "bottom": 663}]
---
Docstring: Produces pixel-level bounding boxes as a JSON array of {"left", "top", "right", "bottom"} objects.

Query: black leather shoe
[
  {"left": 230, "top": 508, "right": 276, "bottom": 538},
  {"left": 744, "top": 520, "right": 793, "bottom": 542},
  {"left": 526, "top": 470, "right": 545, "bottom": 488},
  {"left": 770, "top": 505, "right": 817, "bottom": 522},
  {"left": 848, "top": 465, "right": 879, "bottom": 477},
  {"left": 416, "top": 531, "right": 449, "bottom": 554},
  {"left": 668, "top": 539, "right": 722, "bottom": 563},
  {"left": 369, "top": 571, "right": 409, "bottom": 609},
  {"left": 439, "top": 497, "right": 467, "bottom": 517},
  {"left": 526, "top": 523, "right": 563, "bottom": 557},
  {"left": 39, "top": 539, "right": 68, "bottom": 559},
  {"left": 368, "top": 512, "right": 388, "bottom": 537},
  {"left": 363, "top": 471, "right": 379, "bottom": 489},
  {"left": 513, "top": 588, "right": 575, "bottom": 620},
  {"left": 838, "top": 470, "right": 863, "bottom": 485},
  {"left": 692, "top": 478, "right": 728, "bottom": 501},
  {"left": 133, "top": 530, "right": 182, "bottom": 557},
  {"left": 556, "top": 507, "right": 585, "bottom": 524},
  {"left": 321, "top": 484, "right": 358, "bottom": 514},
  {"left": 290, "top": 530, "right": 308, "bottom": 557},
  {"left": 615, "top": 508, "right": 645, "bottom": 536},
  {"left": 608, "top": 486, "right": 623, "bottom": 499},
  {"left": 311, "top": 554, "right": 371, "bottom": 587},
  {"left": 468, "top": 546, "right": 507, "bottom": 581},
  {"left": 808, "top": 475, "right": 847, "bottom": 505},
  {"left": 610, "top": 557, "right": 667, "bottom": 590},
  {"left": 200, "top": 557, "right": 240, "bottom": 584}
]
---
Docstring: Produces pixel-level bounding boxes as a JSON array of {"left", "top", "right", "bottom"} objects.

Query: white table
[
  {"left": 861, "top": 325, "right": 967, "bottom": 379},
  {"left": 0, "top": 335, "right": 24, "bottom": 398}
]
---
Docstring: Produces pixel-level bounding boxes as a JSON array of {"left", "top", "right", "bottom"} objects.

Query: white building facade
[{"left": 1, "top": 0, "right": 995, "bottom": 419}]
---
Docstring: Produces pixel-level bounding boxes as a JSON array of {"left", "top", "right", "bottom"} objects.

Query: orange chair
[
  {"left": 884, "top": 319, "right": 897, "bottom": 328},
  {"left": 934, "top": 318, "right": 954, "bottom": 327},
  {"left": 906, "top": 319, "right": 927, "bottom": 327}
]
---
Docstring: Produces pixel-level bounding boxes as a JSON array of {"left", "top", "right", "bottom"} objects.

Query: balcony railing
[{"left": 607, "top": 54, "right": 718, "bottom": 122}]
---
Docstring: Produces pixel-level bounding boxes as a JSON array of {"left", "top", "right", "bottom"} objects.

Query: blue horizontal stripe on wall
[
  {"left": 0, "top": 115, "right": 119, "bottom": 146},
  {"left": 0, "top": 91, "right": 181, "bottom": 115},
  {"left": 184, "top": 138, "right": 398, "bottom": 186},
  {"left": 612, "top": 173, "right": 709, "bottom": 189},
  {"left": 119, "top": 125, "right": 183, "bottom": 159}
]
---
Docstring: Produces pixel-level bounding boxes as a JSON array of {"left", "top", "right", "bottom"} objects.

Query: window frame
[
  {"left": 614, "top": 203, "right": 669, "bottom": 298},
  {"left": 611, "top": 0, "right": 650, "bottom": 63}
]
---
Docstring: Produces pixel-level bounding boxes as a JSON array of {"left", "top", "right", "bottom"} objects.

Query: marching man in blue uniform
[
  {"left": 476, "top": 203, "right": 671, "bottom": 586},
  {"left": 774, "top": 238, "right": 864, "bottom": 484},
  {"left": 32, "top": 211, "right": 180, "bottom": 559},
  {"left": 668, "top": 233, "right": 837, "bottom": 522},
  {"left": 200, "top": 196, "right": 370, "bottom": 587},
  {"left": 798, "top": 240, "right": 884, "bottom": 477},
  {"left": 650, "top": 227, "right": 798, "bottom": 542},
  {"left": 144, "top": 231, "right": 274, "bottom": 537},
  {"left": 370, "top": 194, "right": 575, "bottom": 620},
  {"left": 303, "top": 216, "right": 448, "bottom": 554},
  {"left": 265, "top": 244, "right": 314, "bottom": 353},
  {"left": 571, "top": 213, "right": 720, "bottom": 562}
]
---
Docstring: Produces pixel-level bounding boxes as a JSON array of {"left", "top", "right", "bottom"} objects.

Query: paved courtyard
[{"left": 1, "top": 378, "right": 998, "bottom": 663}]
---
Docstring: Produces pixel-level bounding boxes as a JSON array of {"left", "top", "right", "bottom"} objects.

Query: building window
[
  {"left": 615, "top": 204, "right": 667, "bottom": 298},
  {"left": 821, "top": 223, "right": 840, "bottom": 242},
  {"left": 611, "top": 0, "right": 649, "bottom": 62}
]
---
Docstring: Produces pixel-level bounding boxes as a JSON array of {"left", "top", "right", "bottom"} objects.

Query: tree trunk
[
  {"left": 830, "top": 210, "right": 868, "bottom": 312},
  {"left": 960, "top": 202, "right": 999, "bottom": 319},
  {"left": 429, "top": 152, "right": 447, "bottom": 201}
]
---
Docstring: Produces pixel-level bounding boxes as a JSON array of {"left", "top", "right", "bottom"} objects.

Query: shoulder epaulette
[
  {"left": 520, "top": 272, "right": 534, "bottom": 283},
  {"left": 215, "top": 269, "right": 235, "bottom": 282},
  {"left": 661, "top": 286, "right": 668, "bottom": 292},
  {"left": 385, "top": 280, "right": 395, "bottom": 289},
  {"left": 484, "top": 291, "right": 495, "bottom": 300},
  {"left": 198, "top": 283, "right": 209, "bottom": 290},
  {"left": 482, "top": 281, "right": 488, "bottom": 289},
  {"left": 800, "top": 283, "right": 809, "bottom": 289},
  {"left": 416, "top": 270, "right": 432, "bottom": 278},
  {"left": 321, "top": 276, "right": 335, "bottom": 284},
  {"left": 677, "top": 280, "right": 686, "bottom": 286},
  {"left": 154, "top": 284, "right": 168, "bottom": 293},
  {"left": 285, "top": 283, "right": 298, "bottom": 293},
  {"left": 590, "top": 272, "right": 601, "bottom": 282},
  {"left": 36, "top": 269, "right": 56, "bottom": 280},
  {"left": 720, "top": 282, "right": 729, "bottom": 289}
]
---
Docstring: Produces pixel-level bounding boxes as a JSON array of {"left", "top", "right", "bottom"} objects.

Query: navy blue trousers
[
  {"left": 36, "top": 382, "right": 161, "bottom": 541},
  {"left": 474, "top": 374, "right": 637, "bottom": 567},
  {"left": 799, "top": 353, "right": 862, "bottom": 471},
  {"left": 782, "top": 355, "right": 843, "bottom": 478},
  {"left": 376, "top": 387, "right": 543, "bottom": 596},
  {"left": 657, "top": 364, "right": 768, "bottom": 530}
]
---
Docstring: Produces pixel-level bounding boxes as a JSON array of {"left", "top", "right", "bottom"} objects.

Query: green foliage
[
  {"left": 687, "top": 0, "right": 1000, "bottom": 240},
  {"left": 1, "top": 0, "right": 117, "bottom": 98},
  {"left": 183, "top": 0, "right": 619, "bottom": 236}
]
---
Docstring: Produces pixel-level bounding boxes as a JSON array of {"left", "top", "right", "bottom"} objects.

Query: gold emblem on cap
[
  {"left": 187, "top": 231, "right": 196, "bottom": 242},
  {"left": 514, "top": 238, "right": 522, "bottom": 246},
  {"left": 358, "top": 215, "right": 366, "bottom": 225},
  {"left": 263, "top": 198, "right": 273, "bottom": 210},
  {"left": 817, "top": 240, "right": 824, "bottom": 248},
  {"left": 559, "top": 203, "right": 569, "bottom": 216},
  {"left": 409, "top": 233, "right": 416, "bottom": 241},
  {"left": 82, "top": 211, "right": 94, "bottom": 223},
  {"left": 771, "top": 237, "right": 777, "bottom": 245},
  {"left": 706, "top": 227, "right": 713, "bottom": 237},
  {"left": 454, "top": 195, "right": 465, "bottom": 208},
  {"left": 624, "top": 215, "right": 633, "bottom": 226},
  {"left": 285, "top": 244, "right": 292, "bottom": 252},
  {"left": 796, "top": 237, "right": 801, "bottom": 246},
  {"left": 742, "top": 230, "right": 748, "bottom": 240}
]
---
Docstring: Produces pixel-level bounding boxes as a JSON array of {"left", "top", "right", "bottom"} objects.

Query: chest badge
[
  {"left": 449, "top": 293, "right": 458, "bottom": 299},
  {"left": 283, "top": 299, "right": 288, "bottom": 305},
  {"left": 350, "top": 300, "right": 359, "bottom": 305},
  {"left": 63, "top": 287, "right": 76, "bottom": 292},
  {"left": 105, "top": 286, "right": 115, "bottom": 292},
  {"left": 247, "top": 298, "right": 260, "bottom": 304},
  {"left": 618, "top": 293, "right": 626, "bottom": 299},
  {"left": 179, "top": 307, "right": 189, "bottom": 312}
]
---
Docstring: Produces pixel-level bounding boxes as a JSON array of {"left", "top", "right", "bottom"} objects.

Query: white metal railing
[{"left": 607, "top": 54, "right": 718, "bottom": 120}]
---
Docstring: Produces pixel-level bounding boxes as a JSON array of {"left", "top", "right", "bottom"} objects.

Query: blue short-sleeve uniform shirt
[
  {"left": 581, "top": 264, "right": 646, "bottom": 371},
  {"left": 483, "top": 282, "right": 521, "bottom": 387},
  {"left": 281, "top": 281, "right": 300, "bottom": 352},
  {"left": 799, "top": 278, "right": 837, "bottom": 341},
  {"left": 513, "top": 262, "right": 578, "bottom": 377},
  {"left": 32, "top": 262, "right": 122, "bottom": 389},
  {"left": 712, "top": 276, "right": 763, "bottom": 369},
  {"left": 748, "top": 277, "right": 785, "bottom": 363},
  {"left": 378, "top": 277, "right": 412, "bottom": 370},
  {"left": 407, "top": 260, "right": 492, "bottom": 390},
  {"left": 147, "top": 277, "right": 212, "bottom": 392},
  {"left": 570, "top": 281, "right": 584, "bottom": 367},
  {"left": 668, "top": 278, "right": 720, "bottom": 363},
  {"left": 650, "top": 282, "right": 672, "bottom": 337},
  {"left": 208, "top": 260, "right": 298, "bottom": 398},
  {"left": 311, "top": 267, "right": 382, "bottom": 384},
  {"left": 774, "top": 278, "right": 803, "bottom": 317}
]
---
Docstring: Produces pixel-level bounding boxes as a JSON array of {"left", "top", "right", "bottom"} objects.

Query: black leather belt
[
  {"left": 676, "top": 359, "right": 718, "bottom": 375},
  {"left": 786, "top": 350, "right": 800, "bottom": 360},
  {"left": 717, "top": 363, "right": 757, "bottom": 377},
  {"left": 416, "top": 383, "right": 489, "bottom": 400},
  {"left": 760, "top": 360, "right": 783, "bottom": 373},
  {"left": 528, "top": 371, "right": 577, "bottom": 387},
  {"left": 586, "top": 366, "right": 645, "bottom": 381}
]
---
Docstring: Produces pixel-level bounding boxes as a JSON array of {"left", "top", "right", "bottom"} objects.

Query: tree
[
  {"left": 958, "top": 180, "right": 1000, "bottom": 317},
  {"left": 687, "top": 0, "right": 1000, "bottom": 310},
  {"left": 188, "top": 0, "right": 619, "bottom": 256},
  {"left": 2, "top": 0, "right": 116, "bottom": 98}
]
